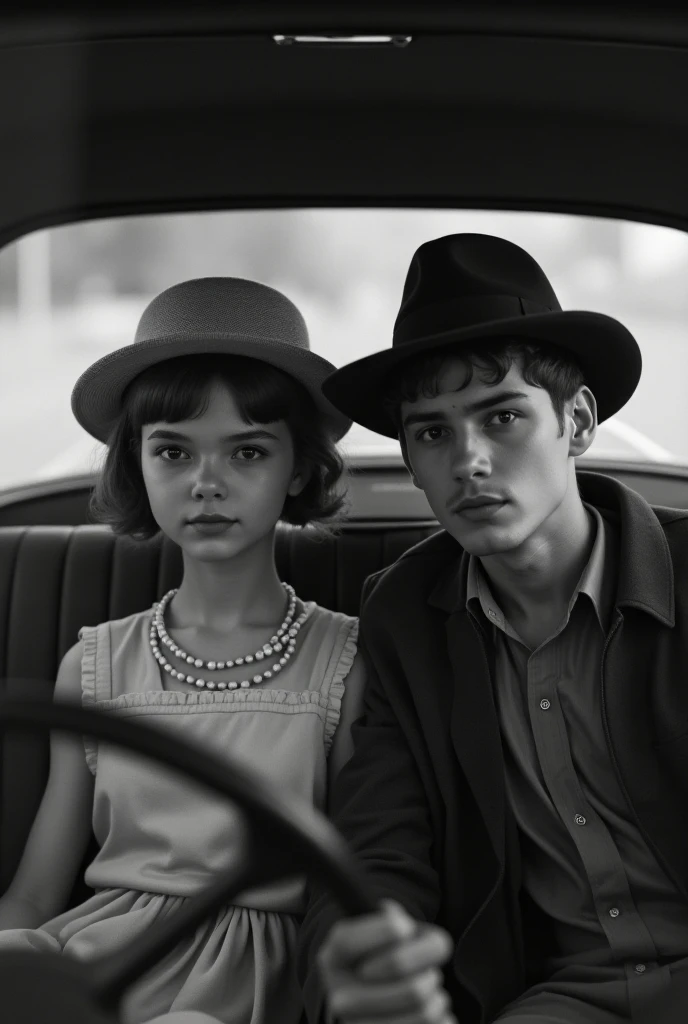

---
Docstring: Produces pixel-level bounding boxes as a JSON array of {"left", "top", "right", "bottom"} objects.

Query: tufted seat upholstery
[{"left": 0, "top": 520, "right": 437, "bottom": 897}]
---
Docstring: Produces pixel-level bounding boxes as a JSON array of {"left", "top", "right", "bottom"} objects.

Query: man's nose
[{"left": 449, "top": 432, "right": 491, "bottom": 479}]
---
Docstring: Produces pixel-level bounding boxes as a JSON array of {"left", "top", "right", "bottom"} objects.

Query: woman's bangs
[
  {"left": 232, "top": 366, "right": 296, "bottom": 426},
  {"left": 125, "top": 364, "right": 212, "bottom": 432},
  {"left": 123, "top": 355, "right": 301, "bottom": 434}
]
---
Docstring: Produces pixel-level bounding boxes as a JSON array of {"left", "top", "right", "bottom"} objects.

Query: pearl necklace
[
  {"left": 154, "top": 582, "right": 297, "bottom": 670},
  {"left": 149, "top": 584, "right": 312, "bottom": 690}
]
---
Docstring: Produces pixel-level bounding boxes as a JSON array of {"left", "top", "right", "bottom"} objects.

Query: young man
[{"left": 297, "top": 233, "right": 688, "bottom": 1024}]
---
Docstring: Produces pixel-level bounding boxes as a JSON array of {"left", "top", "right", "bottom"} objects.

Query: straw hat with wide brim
[
  {"left": 71, "top": 277, "right": 352, "bottom": 443},
  {"left": 323, "top": 233, "right": 642, "bottom": 438}
]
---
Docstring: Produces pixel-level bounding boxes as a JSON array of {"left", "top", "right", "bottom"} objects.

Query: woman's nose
[{"left": 190, "top": 461, "right": 228, "bottom": 501}]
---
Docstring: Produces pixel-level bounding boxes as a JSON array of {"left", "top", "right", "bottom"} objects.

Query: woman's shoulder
[
  {"left": 78, "top": 606, "right": 153, "bottom": 645},
  {"left": 305, "top": 600, "right": 358, "bottom": 630},
  {"left": 299, "top": 601, "right": 359, "bottom": 677},
  {"left": 296, "top": 602, "right": 361, "bottom": 752},
  {"left": 301, "top": 600, "right": 359, "bottom": 650},
  {"left": 78, "top": 606, "right": 158, "bottom": 712}
]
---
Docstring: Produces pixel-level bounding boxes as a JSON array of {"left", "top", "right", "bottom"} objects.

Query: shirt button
[
  {"left": 574, "top": 814, "right": 587, "bottom": 826},
  {"left": 635, "top": 964, "right": 647, "bottom": 974},
  {"left": 540, "top": 699, "right": 551, "bottom": 710},
  {"left": 488, "top": 609, "right": 497, "bottom": 619},
  {"left": 609, "top": 908, "right": 620, "bottom": 918}
]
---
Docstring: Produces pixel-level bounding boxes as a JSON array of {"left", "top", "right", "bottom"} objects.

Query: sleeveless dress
[{"left": 0, "top": 600, "right": 358, "bottom": 1024}]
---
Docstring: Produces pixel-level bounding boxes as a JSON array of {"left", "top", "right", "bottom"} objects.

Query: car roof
[{"left": 1, "top": 4, "right": 687, "bottom": 244}]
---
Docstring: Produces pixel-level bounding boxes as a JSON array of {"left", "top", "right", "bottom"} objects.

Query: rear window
[{"left": 0, "top": 209, "right": 686, "bottom": 489}]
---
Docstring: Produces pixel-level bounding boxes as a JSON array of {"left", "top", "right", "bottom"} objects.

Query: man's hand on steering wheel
[{"left": 318, "top": 899, "right": 457, "bottom": 1024}]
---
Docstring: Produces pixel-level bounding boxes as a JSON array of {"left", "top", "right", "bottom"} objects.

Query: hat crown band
[{"left": 393, "top": 294, "right": 556, "bottom": 346}]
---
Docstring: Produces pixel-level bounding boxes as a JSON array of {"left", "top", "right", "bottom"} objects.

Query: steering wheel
[{"left": 0, "top": 699, "right": 379, "bottom": 1024}]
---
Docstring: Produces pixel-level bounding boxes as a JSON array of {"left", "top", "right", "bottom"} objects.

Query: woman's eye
[
  {"left": 156, "top": 446, "right": 189, "bottom": 461},
  {"left": 234, "top": 447, "right": 264, "bottom": 461}
]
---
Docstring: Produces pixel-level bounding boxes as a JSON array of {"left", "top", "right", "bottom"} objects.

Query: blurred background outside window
[{"left": 1, "top": 209, "right": 687, "bottom": 490}]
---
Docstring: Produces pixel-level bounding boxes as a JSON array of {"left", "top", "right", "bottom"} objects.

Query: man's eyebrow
[
  {"left": 402, "top": 390, "right": 531, "bottom": 429},
  {"left": 145, "top": 428, "right": 280, "bottom": 443},
  {"left": 462, "top": 389, "right": 531, "bottom": 415}
]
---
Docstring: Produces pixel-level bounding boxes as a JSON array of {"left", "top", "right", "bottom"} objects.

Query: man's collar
[
  {"left": 579, "top": 470, "right": 674, "bottom": 626},
  {"left": 574, "top": 503, "right": 613, "bottom": 633},
  {"left": 464, "top": 503, "right": 612, "bottom": 635},
  {"left": 427, "top": 470, "right": 675, "bottom": 626}
]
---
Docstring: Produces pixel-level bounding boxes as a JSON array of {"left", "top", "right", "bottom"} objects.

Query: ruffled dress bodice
[{"left": 0, "top": 600, "right": 358, "bottom": 1024}]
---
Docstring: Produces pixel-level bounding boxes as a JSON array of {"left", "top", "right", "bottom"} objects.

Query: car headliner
[{"left": 0, "top": 4, "right": 688, "bottom": 246}]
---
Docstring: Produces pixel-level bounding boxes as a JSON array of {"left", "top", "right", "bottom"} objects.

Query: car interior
[{"left": 2, "top": 4, "right": 688, "bottom": 1021}]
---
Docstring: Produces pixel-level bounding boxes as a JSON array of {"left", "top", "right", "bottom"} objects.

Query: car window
[{"left": 0, "top": 209, "right": 686, "bottom": 489}]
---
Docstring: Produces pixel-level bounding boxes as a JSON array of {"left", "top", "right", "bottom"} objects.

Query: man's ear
[{"left": 567, "top": 386, "right": 597, "bottom": 457}]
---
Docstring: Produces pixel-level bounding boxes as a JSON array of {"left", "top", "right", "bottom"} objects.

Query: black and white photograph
[{"left": 1, "top": 7, "right": 688, "bottom": 1024}]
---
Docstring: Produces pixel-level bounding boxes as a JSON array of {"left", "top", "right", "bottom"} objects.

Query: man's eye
[
  {"left": 488, "top": 411, "right": 518, "bottom": 426},
  {"left": 417, "top": 426, "right": 446, "bottom": 442}
]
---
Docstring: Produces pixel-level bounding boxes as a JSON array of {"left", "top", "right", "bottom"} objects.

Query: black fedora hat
[{"left": 323, "top": 233, "right": 642, "bottom": 438}]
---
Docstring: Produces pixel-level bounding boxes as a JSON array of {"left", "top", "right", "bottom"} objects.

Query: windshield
[{"left": 0, "top": 208, "right": 685, "bottom": 489}]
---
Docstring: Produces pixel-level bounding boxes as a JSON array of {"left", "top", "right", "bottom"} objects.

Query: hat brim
[
  {"left": 322, "top": 310, "right": 642, "bottom": 438},
  {"left": 72, "top": 334, "right": 352, "bottom": 443}
]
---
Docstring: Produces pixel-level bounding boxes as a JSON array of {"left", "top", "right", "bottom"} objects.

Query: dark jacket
[{"left": 297, "top": 471, "right": 688, "bottom": 1023}]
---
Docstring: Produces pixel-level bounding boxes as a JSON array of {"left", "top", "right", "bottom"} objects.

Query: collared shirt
[{"left": 466, "top": 504, "right": 688, "bottom": 1017}]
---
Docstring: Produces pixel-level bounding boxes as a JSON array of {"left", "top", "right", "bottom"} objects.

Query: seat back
[{"left": 0, "top": 521, "right": 437, "bottom": 894}]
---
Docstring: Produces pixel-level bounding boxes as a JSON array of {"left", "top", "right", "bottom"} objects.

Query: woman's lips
[{"left": 187, "top": 520, "right": 237, "bottom": 534}]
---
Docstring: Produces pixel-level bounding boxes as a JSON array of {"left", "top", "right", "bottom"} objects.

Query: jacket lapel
[
  {"left": 446, "top": 610, "right": 506, "bottom": 862},
  {"left": 430, "top": 549, "right": 506, "bottom": 863}
]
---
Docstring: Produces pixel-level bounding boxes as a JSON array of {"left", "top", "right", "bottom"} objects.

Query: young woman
[{"left": 0, "top": 276, "right": 365, "bottom": 1024}]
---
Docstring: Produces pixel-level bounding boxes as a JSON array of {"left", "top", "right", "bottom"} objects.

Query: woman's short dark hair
[
  {"left": 90, "top": 354, "right": 346, "bottom": 540},
  {"left": 383, "top": 337, "right": 586, "bottom": 437}
]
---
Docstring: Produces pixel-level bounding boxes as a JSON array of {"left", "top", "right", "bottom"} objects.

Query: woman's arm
[{"left": 0, "top": 641, "right": 95, "bottom": 929}]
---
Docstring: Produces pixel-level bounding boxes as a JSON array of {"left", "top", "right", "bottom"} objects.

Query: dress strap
[
  {"left": 320, "top": 616, "right": 359, "bottom": 755},
  {"left": 78, "top": 622, "right": 113, "bottom": 774}
]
